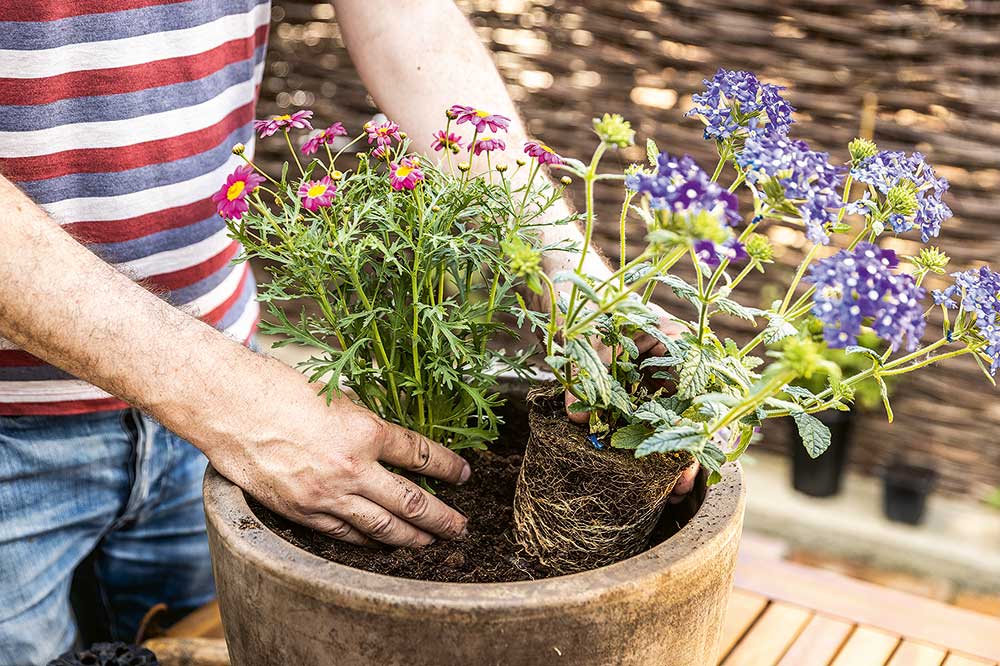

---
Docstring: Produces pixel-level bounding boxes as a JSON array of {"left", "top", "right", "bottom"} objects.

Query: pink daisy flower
[
  {"left": 389, "top": 157, "right": 424, "bottom": 191},
  {"left": 365, "top": 120, "right": 401, "bottom": 147},
  {"left": 524, "top": 140, "right": 563, "bottom": 166},
  {"left": 472, "top": 136, "right": 506, "bottom": 156},
  {"left": 297, "top": 176, "right": 337, "bottom": 212},
  {"left": 371, "top": 145, "right": 389, "bottom": 160},
  {"left": 431, "top": 130, "right": 463, "bottom": 153},
  {"left": 448, "top": 105, "right": 511, "bottom": 133},
  {"left": 301, "top": 122, "right": 348, "bottom": 155},
  {"left": 212, "top": 165, "right": 266, "bottom": 220},
  {"left": 253, "top": 110, "right": 314, "bottom": 138}
]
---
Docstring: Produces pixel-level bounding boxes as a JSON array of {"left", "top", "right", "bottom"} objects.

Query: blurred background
[{"left": 255, "top": 1, "right": 1000, "bottom": 612}]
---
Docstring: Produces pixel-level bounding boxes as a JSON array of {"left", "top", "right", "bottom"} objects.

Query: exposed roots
[{"left": 513, "top": 385, "right": 691, "bottom": 574}]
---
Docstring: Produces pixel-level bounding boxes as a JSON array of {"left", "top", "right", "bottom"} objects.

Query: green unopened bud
[
  {"left": 501, "top": 237, "right": 542, "bottom": 282},
  {"left": 908, "top": 246, "right": 950, "bottom": 274},
  {"left": 515, "top": 158, "right": 527, "bottom": 167},
  {"left": 399, "top": 131, "right": 408, "bottom": 140},
  {"left": 458, "top": 161, "right": 471, "bottom": 172},
  {"left": 886, "top": 181, "right": 920, "bottom": 218},
  {"left": 330, "top": 170, "right": 344, "bottom": 181},
  {"left": 781, "top": 336, "right": 824, "bottom": 379},
  {"left": 356, "top": 152, "right": 368, "bottom": 161},
  {"left": 342, "top": 206, "right": 351, "bottom": 215},
  {"left": 431, "top": 204, "right": 441, "bottom": 212},
  {"left": 624, "top": 163, "right": 644, "bottom": 176},
  {"left": 592, "top": 113, "right": 635, "bottom": 148},
  {"left": 231, "top": 143, "right": 246, "bottom": 156},
  {"left": 496, "top": 163, "right": 508, "bottom": 173},
  {"left": 848, "top": 138, "right": 879, "bottom": 165},
  {"left": 689, "top": 211, "right": 729, "bottom": 244},
  {"left": 744, "top": 233, "right": 774, "bottom": 263},
  {"left": 560, "top": 176, "right": 572, "bottom": 186}
]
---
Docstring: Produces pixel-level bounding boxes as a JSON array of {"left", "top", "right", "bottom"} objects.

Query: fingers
[
  {"left": 377, "top": 421, "right": 471, "bottom": 485},
  {"left": 565, "top": 391, "right": 589, "bottom": 424},
  {"left": 334, "top": 494, "right": 436, "bottom": 547},
  {"left": 668, "top": 463, "right": 700, "bottom": 504},
  {"left": 362, "top": 467, "right": 468, "bottom": 540},
  {"left": 299, "top": 513, "right": 376, "bottom": 547}
]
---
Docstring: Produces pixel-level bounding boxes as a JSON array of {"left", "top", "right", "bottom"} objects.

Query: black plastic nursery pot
[
  {"left": 203, "top": 377, "right": 747, "bottom": 666},
  {"left": 882, "top": 461, "right": 937, "bottom": 525},
  {"left": 788, "top": 410, "right": 855, "bottom": 497}
]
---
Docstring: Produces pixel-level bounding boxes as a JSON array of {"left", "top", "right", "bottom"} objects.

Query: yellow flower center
[
  {"left": 395, "top": 165, "right": 413, "bottom": 178},
  {"left": 540, "top": 143, "right": 554, "bottom": 153},
  {"left": 226, "top": 180, "right": 246, "bottom": 201},
  {"left": 274, "top": 114, "right": 292, "bottom": 121},
  {"left": 306, "top": 183, "right": 328, "bottom": 198},
  {"left": 475, "top": 110, "right": 490, "bottom": 117}
]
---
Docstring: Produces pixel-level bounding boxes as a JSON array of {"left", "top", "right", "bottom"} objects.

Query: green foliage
[{"left": 227, "top": 140, "right": 548, "bottom": 451}]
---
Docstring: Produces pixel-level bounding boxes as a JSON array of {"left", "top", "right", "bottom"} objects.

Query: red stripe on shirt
[
  {"left": 0, "top": 350, "right": 46, "bottom": 367},
  {"left": 145, "top": 239, "right": 241, "bottom": 291},
  {"left": 0, "top": 24, "right": 266, "bottom": 106},
  {"left": 0, "top": 0, "right": 189, "bottom": 23},
  {"left": 65, "top": 198, "right": 217, "bottom": 245},
  {"left": 0, "top": 396, "right": 129, "bottom": 416},
  {"left": 0, "top": 102, "right": 254, "bottom": 182},
  {"left": 203, "top": 264, "right": 251, "bottom": 325}
]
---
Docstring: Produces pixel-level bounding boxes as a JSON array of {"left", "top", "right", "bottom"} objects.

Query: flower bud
[
  {"left": 342, "top": 206, "right": 351, "bottom": 215},
  {"left": 908, "top": 246, "right": 950, "bottom": 274},
  {"left": 560, "top": 176, "right": 572, "bottom": 185},
  {"left": 458, "top": 161, "right": 471, "bottom": 172},
  {"left": 399, "top": 131, "right": 408, "bottom": 140},
  {"left": 231, "top": 143, "right": 246, "bottom": 156},
  {"left": 781, "top": 336, "right": 823, "bottom": 379},
  {"left": 516, "top": 158, "right": 527, "bottom": 167},
  {"left": 848, "top": 138, "right": 878, "bottom": 165},
  {"left": 331, "top": 170, "right": 344, "bottom": 181},
  {"left": 592, "top": 113, "right": 635, "bottom": 148},
  {"left": 356, "top": 152, "right": 368, "bottom": 162},
  {"left": 744, "top": 233, "right": 774, "bottom": 263},
  {"left": 887, "top": 181, "right": 919, "bottom": 218},
  {"left": 431, "top": 204, "right": 441, "bottom": 212},
  {"left": 496, "top": 163, "right": 508, "bottom": 173}
]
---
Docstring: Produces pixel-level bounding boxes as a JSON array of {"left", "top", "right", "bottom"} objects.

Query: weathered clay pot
[{"left": 204, "top": 457, "right": 745, "bottom": 665}]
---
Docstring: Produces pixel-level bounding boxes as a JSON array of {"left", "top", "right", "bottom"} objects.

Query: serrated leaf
[
  {"left": 611, "top": 423, "right": 651, "bottom": 450},
  {"left": 635, "top": 424, "right": 708, "bottom": 457},
  {"left": 623, "top": 261, "right": 655, "bottom": 285},
  {"left": 792, "top": 411, "right": 831, "bottom": 459},
  {"left": 566, "top": 338, "right": 612, "bottom": 406},
  {"left": 646, "top": 138, "right": 659, "bottom": 166},
  {"left": 783, "top": 385, "right": 817, "bottom": 401},
  {"left": 763, "top": 314, "right": 797, "bottom": 344},
  {"left": 640, "top": 355, "right": 683, "bottom": 369},
  {"left": 652, "top": 274, "right": 701, "bottom": 305},
  {"left": 554, "top": 271, "right": 600, "bottom": 302},
  {"left": 632, "top": 400, "right": 679, "bottom": 426},
  {"left": 715, "top": 298, "right": 764, "bottom": 323},
  {"left": 545, "top": 355, "right": 569, "bottom": 370},
  {"left": 845, "top": 345, "right": 882, "bottom": 363},
  {"left": 677, "top": 346, "right": 711, "bottom": 399}
]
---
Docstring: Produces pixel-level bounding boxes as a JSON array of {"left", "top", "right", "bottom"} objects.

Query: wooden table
[{"left": 154, "top": 550, "right": 1000, "bottom": 666}]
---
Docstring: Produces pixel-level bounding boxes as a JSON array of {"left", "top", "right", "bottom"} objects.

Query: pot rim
[{"left": 204, "top": 459, "right": 745, "bottom": 614}]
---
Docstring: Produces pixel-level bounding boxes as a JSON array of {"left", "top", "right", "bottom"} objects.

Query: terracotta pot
[{"left": 204, "top": 456, "right": 745, "bottom": 665}]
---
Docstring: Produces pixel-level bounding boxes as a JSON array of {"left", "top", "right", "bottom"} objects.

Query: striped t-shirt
[{"left": 0, "top": 0, "right": 268, "bottom": 415}]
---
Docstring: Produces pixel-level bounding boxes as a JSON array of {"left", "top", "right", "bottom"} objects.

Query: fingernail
[{"left": 459, "top": 463, "right": 472, "bottom": 484}]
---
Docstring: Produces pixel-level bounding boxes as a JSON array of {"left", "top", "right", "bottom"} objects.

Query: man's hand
[
  {"left": 563, "top": 302, "right": 700, "bottom": 501},
  {"left": 207, "top": 358, "right": 471, "bottom": 548}
]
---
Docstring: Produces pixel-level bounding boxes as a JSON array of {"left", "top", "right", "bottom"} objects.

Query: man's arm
[
  {"left": 335, "top": 0, "right": 698, "bottom": 497},
  {"left": 0, "top": 176, "right": 470, "bottom": 545}
]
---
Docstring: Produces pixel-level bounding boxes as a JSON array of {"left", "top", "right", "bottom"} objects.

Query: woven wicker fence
[{"left": 257, "top": 0, "right": 1000, "bottom": 500}]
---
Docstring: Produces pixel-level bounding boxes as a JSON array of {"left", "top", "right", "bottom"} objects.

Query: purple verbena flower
[
  {"left": 627, "top": 152, "right": 740, "bottom": 226},
  {"left": 806, "top": 242, "right": 926, "bottom": 352},
  {"left": 694, "top": 238, "right": 747, "bottom": 268},
  {"left": 686, "top": 69, "right": 795, "bottom": 141},
  {"left": 933, "top": 266, "right": 1000, "bottom": 373},
  {"left": 850, "top": 151, "right": 952, "bottom": 242},
  {"left": 738, "top": 133, "right": 845, "bottom": 245}
]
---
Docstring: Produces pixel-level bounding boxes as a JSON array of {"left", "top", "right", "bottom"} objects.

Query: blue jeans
[{"left": 0, "top": 408, "right": 215, "bottom": 665}]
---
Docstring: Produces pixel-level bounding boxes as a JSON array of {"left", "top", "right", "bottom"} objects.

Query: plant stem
[{"left": 284, "top": 130, "right": 304, "bottom": 176}]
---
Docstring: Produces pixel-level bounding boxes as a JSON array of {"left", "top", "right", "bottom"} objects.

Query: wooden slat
[
  {"left": 721, "top": 602, "right": 812, "bottom": 666},
  {"left": 718, "top": 590, "right": 770, "bottom": 659},
  {"left": 736, "top": 553, "right": 1000, "bottom": 661},
  {"left": 777, "top": 614, "right": 854, "bottom": 666},
  {"left": 830, "top": 627, "right": 901, "bottom": 666},
  {"left": 942, "top": 654, "right": 997, "bottom": 666},
  {"left": 164, "top": 600, "right": 224, "bottom": 639},
  {"left": 888, "top": 641, "right": 947, "bottom": 666}
]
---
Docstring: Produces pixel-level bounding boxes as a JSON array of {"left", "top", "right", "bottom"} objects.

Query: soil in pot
[
  {"left": 513, "top": 384, "right": 693, "bottom": 574},
  {"left": 247, "top": 400, "right": 699, "bottom": 583}
]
